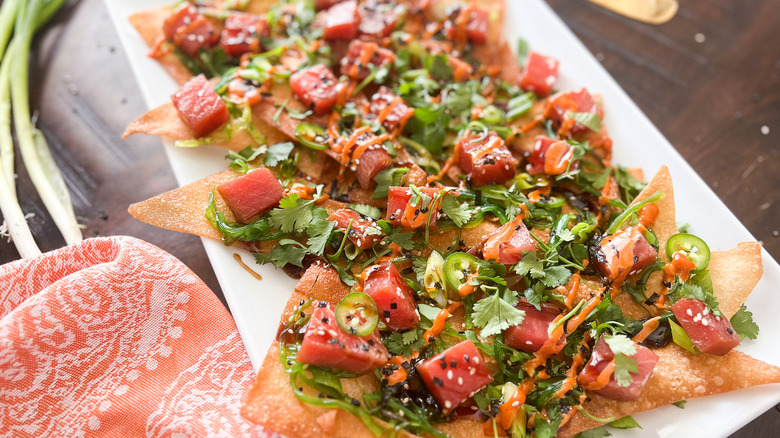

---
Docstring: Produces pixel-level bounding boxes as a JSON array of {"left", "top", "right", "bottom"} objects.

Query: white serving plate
[{"left": 105, "top": 1, "right": 780, "bottom": 436}]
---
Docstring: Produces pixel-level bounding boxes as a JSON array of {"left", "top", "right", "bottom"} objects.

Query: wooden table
[{"left": 2, "top": 0, "right": 778, "bottom": 435}]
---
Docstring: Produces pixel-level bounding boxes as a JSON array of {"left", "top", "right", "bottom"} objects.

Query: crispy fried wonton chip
[
  {"left": 128, "top": 168, "right": 347, "bottom": 253},
  {"left": 242, "top": 265, "right": 409, "bottom": 438},
  {"left": 129, "top": 7, "right": 192, "bottom": 86},
  {"left": 129, "top": 0, "right": 280, "bottom": 85}
]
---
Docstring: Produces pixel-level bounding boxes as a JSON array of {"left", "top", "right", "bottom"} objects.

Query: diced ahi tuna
[
  {"left": 481, "top": 217, "right": 535, "bottom": 265},
  {"left": 671, "top": 298, "right": 740, "bottom": 355},
  {"left": 579, "top": 337, "right": 658, "bottom": 401},
  {"left": 328, "top": 208, "right": 383, "bottom": 249},
  {"left": 296, "top": 303, "right": 389, "bottom": 374},
  {"left": 368, "top": 87, "right": 414, "bottom": 134},
  {"left": 315, "top": 0, "right": 343, "bottom": 10},
  {"left": 520, "top": 52, "right": 559, "bottom": 97},
  {"left": 216, "top": 168, "right": 284, "bottom": 223},
  {"left": 455, "top": 131, "right": 517, "bottom": 186},
  {"left": 358, "top": 0, "right": 401, "bottom": 37},
  {"left": 290, "top": 64, "right": 341, "bottom": 115},
  {"left": 219, "top": 13, "right": 268, "bottom": 57},
  {"left": 593, "top": 227, "right": 658, "bottom": 282},
  {"left": 355, "top": 148, "right": 393, "bottom": 189},
  {"left": 340, "top": 40, "right": 396, "bottom": 80},
  {"left": 417, "top": 340, "right": 493, "bottom": 411},
  {"left": 526, "top": 136, "right": 577, "bottom": 176},
  {"left": 171, "top": 75, "right": 230, "bottom": 137},
  {"left": 318, "top": 0, "right": 360, "bottom": 40},
  {"left": 163, "top": 4, "right": 219, "bottom": 57},
  {"left": 386, "top": 186, "right": 440, "bottom": 229},
  {"left": 504, "top": 301, "right": 565, "bottom": 353},
  {"left": 444, "top": 6, "right": 489, "bottom": 45},
  {"left": 362, "top": 262, "right": 420, "bottom": 331},
  {"left": 545, "top": 89, "right": 603, "bottom": 138}
]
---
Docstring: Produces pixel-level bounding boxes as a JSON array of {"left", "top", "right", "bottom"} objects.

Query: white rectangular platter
[{"left": 105, "top": 1, "right": 780, "bottom": 436}]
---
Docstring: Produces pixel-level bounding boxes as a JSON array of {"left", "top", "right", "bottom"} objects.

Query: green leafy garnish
[
  {"left": 472, "top": 289, "right": 525, "bottom": 337},
  {"left": 730, "top": 305, "right": 759, "bottom": 341},
  {"left": 604, "top": 334, "right": 638, "bottom": 388}
]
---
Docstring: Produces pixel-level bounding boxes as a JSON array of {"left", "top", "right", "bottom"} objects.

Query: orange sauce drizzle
[
  {"left": 566, "top": 290, "right": 605, "bottom": 334},
  {"left": 543, "top": 141, "right": 574, "bottom": 175},
  {"left": 563, "top": 273, "right": 581, "bottom": 309},
  {"left": 632, "top": 316, "right": 661, "bottom": 343},
  {"left": 233, "top": 253, "right": 263, "bottom": 280}
]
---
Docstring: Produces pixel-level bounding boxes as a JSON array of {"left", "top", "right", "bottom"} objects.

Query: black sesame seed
[
  {"left": 726, "top": 328, "right": 734, "bottom": 334},
  {"left": 390, "top": 303, "right": 398, "bottom": 309},
  {"left": 433, "top": 377, "right": 444, "bottom": 386},
  {"left": 318, "top": 301, "right": 328, "bottom": 307},
  {"left": 329, "top": 338, "right": 338, "bottom": 344},
  {"left": 450, "top": 360, "right": 458, "bottom": 368},
  {"left": 322, "top": 317, "right": 329, "bottom": 324},
  {"left": 351, "top": 398, "right": 361, "bottom": 407},
  {"left": 384, "top": 310, "right": 391, "bottom": 318}
]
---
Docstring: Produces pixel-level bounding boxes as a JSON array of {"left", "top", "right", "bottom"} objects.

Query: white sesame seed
[
  {"left": 469, "top": 368, "right": 476, "bottom": 375},
  {"left": 447, "top": 370, "right": 453, "bottom": 380},
  {"left": 458, "top": 377, "right": 463, "bottom": 385},
  {"left": 686, "top": 308, "right": 693, "bottom": 316},
  {"left": 398, "top": 409, "right": 404, "bottom": 416},
  {"left": 702, "top": 319, "right": 709, "bottom": 326},
  {"left": 473, "top": 357, "right": 480, "bottom": 365},
  {"left": 402, "top": 397, "right": 410, "bottom": 404},
  {"left": 525, "top": 340, "right": 533, "bottom": 345},
  {"left": 694, "top": 33, "right": 706, "bottom": 43},
  {"left": 444, "top": 401, "right": 452, "bottom": 409},
  {"left": 761, "top": 125, "right": 770, "bottom": 135},
  {"left": 703, "top": 308, "right": 709, "bottom": 315},
  {"left": 511, "top": 401, "right": 520, "bottom": 407}
]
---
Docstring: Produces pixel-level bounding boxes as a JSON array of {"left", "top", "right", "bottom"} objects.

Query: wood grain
[{"left": 0, "top": 0, "right": 777, "bottom": 434}]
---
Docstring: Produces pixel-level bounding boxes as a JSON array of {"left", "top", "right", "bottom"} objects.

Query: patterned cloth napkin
[{"left": 0, "top": 236, "right": 268, "bottom": 437}]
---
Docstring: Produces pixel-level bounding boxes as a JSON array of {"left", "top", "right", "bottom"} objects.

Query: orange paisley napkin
[{"left": 0, "top": 236, "right": 271, "bottom": 437}]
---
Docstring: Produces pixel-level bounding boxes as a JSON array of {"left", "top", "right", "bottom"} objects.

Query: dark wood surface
[{"left": 1, "top": 0, "right": 777, "bottom": 434}]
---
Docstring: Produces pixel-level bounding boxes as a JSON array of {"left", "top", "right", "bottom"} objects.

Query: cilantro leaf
[
  {"left": 534, "top": 416, "right": 563, "bottom": 438},
  {"left": 681, "top": 283, "right": 722, "bottom": 316},
  {"left": 613, "top": 352, "right": 639, "bottom": 388},
  {"left": 269, "top": 194, "right": 317, "bottom": 233},
  {"left": 402, "top": 329, "right": 420, "bottom": 345},
  {"left": 672, "top": 400, "right": 687, "bottom": 408},
  {"left": 571, "top": 112, "right": 601, "bottom": 132},
  {"left": 306, "top": 218, "right": 335, "bottom": 256},
  {"left": 349, "top": 203, "right": 382, "bottom": 220},
  {"left": 441, "top": 194, "right": 471, "bottom": 227},
  {"left": 541, "top": 265, "right": 572, "bottom": 288},
  {"left": 423, "top": 54, "right": 453, "bottom": 80},
  {"left": 608, "top": 415, "right": 641, "bottom": 429},
  {"left": 264, "top": 142, "right": 294, "bottom": 167},
  {"left": 614, "top": 166, "right": 646, "bottom": 203},
  {"left": 387, "top": 227, "right": 415, "bottom": 250},
  {"left": 730, "top": 305, "right": 759, "bottom": 341},
  {"left": 514, "top": 251, "right": 544, "bottom": 279},
  {"left": 523, "top": 287, "right": 542, "bottom": 310},
  {"left": 373, "top": 167, "right": 408, "bottom": 199},
  {"left": 604, "top": 334, "right": 638, "bottom": 388},
  {"left": 254, "top": 243, "right": 307, "bottom": 268},
  {"left": 472, "top": 290, "right": 525, "bottom": 337}
]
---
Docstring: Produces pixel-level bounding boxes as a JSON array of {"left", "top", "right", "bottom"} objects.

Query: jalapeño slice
[
  {"left": 665, "top": 233, "right": 711, "bottom": 271},
  {"left": 294, "top": 122, "right": 329, "bottom": 150},
  {"left": 335, "top": 292, "right": 379, "bottom": 336},
  {"left": 444, "top": 252, "right": 480, "bottom": 293}
]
